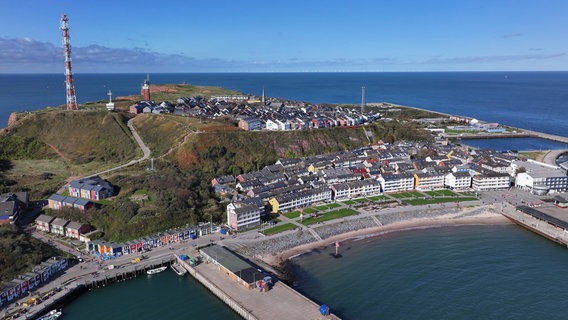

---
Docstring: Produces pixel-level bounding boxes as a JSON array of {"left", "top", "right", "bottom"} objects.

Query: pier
[
  {"left": 500, "top": 202, "right": 568, "bottom": 247},
  {"left": 177, "top": 250, "right": 340, "bottom": 320}
]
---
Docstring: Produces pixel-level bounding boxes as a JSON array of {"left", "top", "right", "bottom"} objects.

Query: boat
[
  {"left": 37, "top": 309, "right": 62, "bottom": 320},
  {"left": 146, "top": 266, "right": 167, "bottom": 275},
  {"left": 171, "top": 262, "right": 187, "bottom": 276}
]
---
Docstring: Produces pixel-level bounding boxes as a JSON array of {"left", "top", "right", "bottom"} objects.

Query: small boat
[
  {"left": 37, "top": 309, "right": 62, "bottom": 320},
  {"left": 171, "top": 262, "right": 187, "bottom": 276},
  {"left": 146, "top": 266, "right": 167, "bottom": 275}
]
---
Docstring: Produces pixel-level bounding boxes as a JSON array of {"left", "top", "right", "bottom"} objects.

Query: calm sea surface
[{"left": 3, "top": 72, "right": 568, "bottom": 319}]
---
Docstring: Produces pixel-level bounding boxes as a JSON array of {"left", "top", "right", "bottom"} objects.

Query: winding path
[{"left": 84, "top": 118, "right": 151, "bottom": 178}]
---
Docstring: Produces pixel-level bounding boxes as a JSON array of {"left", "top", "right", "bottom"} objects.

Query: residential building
[
  {"left": 226, "top": 202, "right": 261, "bottom": 231},
  {"left": 50, "top": 218, "right": 69, "bottom": 236},
  {"left": 471, "top": 172, "right": 510, "bottom": 191},
  {"left": 35, "top": 214, "right": 55, "bottom": 232},
  {"left": 68, "top": 176, "right": 114, "bottom": 200},
  {"left": 414, "top": 172, "right": 445, "bottom": 191},
  {"left": 445, "top": 172, "right": 472, "bottom": 190},
  {"left": 378, "top": 173, "right": 415, "bottom": 193},
  {"left": 0, "top": 192, "right": 28, "bottom": 224}
]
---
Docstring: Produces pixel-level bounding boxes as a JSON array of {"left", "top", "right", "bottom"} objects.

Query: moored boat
[
  {"left": 146, "top": 266, "right": 167, "bottom": 275},
  {"left": 37, "top": 309, "right": 62, "bottom": 320},
  {"left": 171, "top": 262, "right": 187, "bottom": 276}
]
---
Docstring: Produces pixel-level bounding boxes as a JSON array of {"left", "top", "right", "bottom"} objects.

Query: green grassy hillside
[{"left": 0, "top": 110, "right": 139, "bottom": 198}]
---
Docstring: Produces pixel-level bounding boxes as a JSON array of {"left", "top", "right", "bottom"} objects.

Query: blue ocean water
[
  {"left": 461, "top": 137, "right": 568, "bottom": 151},
  {"left": 1, "top": 72, "right": 568, "bottom": 138},
  {"left": 290, "top": 225, "right": 568, "bottom": 320}
]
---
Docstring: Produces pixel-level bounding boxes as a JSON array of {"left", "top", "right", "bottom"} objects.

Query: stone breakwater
[{"left": 235, "top": 205, "right": 500, "bottom": 262}]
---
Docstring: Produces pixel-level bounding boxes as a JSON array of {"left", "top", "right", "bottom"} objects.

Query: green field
[
  {"left": 301, "top": 208, "right": 359, "bottom": 225},
  {"left": 261, "top": 223, "right": 297, "bottom": 236},
  {"left": 303, "top": 207, "right": 317, "bottom": 214},
  {"left": 284, "top": 211, "right": 302, "bottom": 219},
  {"left": 390, "top": 192, "right": 422, "bottom": 199},
  {"left": 424, "top": 190, "right": 458, "bottom": 197},
  {"left": 405, "top": 197, "right": 479, "bottom": 205},
  {"left": 342, "top": 200, "right": 356, "bottom": 205}
]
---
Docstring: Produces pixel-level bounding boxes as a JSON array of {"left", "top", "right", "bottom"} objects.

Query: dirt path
[{"left": 46, "top": 143, "right": 71, "bottom": 162}]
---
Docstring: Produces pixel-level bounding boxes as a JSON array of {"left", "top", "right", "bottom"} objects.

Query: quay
[
  {"left": 500, "top": 202, "right": 568, "bottom": 247},
  {"left": 177, "top": 247, "right": 340, "bottom": 320}
]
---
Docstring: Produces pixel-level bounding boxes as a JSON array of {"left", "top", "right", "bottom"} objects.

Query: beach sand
[{"left": 258, "top": 208, "right": 511, "bottom": 268}]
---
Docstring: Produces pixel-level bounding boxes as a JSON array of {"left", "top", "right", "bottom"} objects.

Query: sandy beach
[{"left": 258, "top": 206, "right": 512, "bottom": 268}]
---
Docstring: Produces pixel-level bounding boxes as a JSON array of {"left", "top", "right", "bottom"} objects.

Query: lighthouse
[{"left": 141, "top": 74, "right": 151, "bottom": 101}]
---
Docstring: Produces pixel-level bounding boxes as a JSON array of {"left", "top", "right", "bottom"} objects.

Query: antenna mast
[
  {"left": 361, "top": 86, "right": 365, "bottom": 113},
  {"left": 60, "top": 14, "right": 78, "bottom": 110}
]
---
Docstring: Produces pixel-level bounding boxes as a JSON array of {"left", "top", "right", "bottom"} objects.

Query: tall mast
[
  {"left": 60, "top": 14, "right": 78, "bottom": 110},
  {"left": 361, "top": 86, "right": 365, "bottom": 113}
]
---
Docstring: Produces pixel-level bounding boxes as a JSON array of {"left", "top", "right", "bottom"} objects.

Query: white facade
[
  {"left": 472, "top": 173, "right": 510, "bottom": 191},
  {"left": 444, "top": 172, "right": 472, "bottom": 190},
  {"left": 378, "top": 174, "right": 415, "bottom": 193},
  {"left": 226, "top": 202, "right": 261, "bottom": 231},
  {"left": 414, "top": 173, "right": 445, "bottom": 191}
]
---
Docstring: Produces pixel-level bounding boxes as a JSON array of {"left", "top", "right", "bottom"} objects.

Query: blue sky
[{"left": 1, "top": 0, "right": 567, "bottom": 73}]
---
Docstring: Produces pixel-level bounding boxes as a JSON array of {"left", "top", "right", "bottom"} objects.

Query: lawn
[
  {"left": 405, "top": 197, "right": 479, "bottom": 205},
  {"left": 261, "top": 223, "right": 297, "bottom": 236},
  {"left": 301, "top": 208, "right": 359, "bottom": 225},
  {"left": 303, "top": 207, "right": 317, "bottom": 214},
  {"left": 424, "top": 190, "right": 458, "bottom": 197},
  {"left": 342, "top": 200, "right": 356, "bottom": 205},
  {"left": 314, "top": 203, "right": 341, "bottom": 211},
  {"left": 390, "top": 192, "right": 423, "bottom": 199},
  {"left": 284, "top": 211, "right": 302, "bottom": 219}
]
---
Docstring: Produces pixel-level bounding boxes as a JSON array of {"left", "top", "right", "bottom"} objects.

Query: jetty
[
  {"left": 177, "top": 247, "right": 340, "bottom": 320},
  {"left": 501, "top": 202, "right": 568, "bottom": 247}
]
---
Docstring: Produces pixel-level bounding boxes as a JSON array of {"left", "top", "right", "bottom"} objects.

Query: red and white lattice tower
[{"left": 60, "top": 14, "right": 78, "bottom": 110}]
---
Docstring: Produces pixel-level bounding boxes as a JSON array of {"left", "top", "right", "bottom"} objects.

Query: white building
[
  {"left": 378, "top": 173, "right": 415, "bottom": 193},
  {"left": 226, "top": 202, "right": 261, "bottom": 231},
  {"left": 510, "top": 160, "right": 568, "bottom": 194},
  {"left": 444, "top": 171, "right": 472, "bottom": 190},
  {"left": 471, "top": 172, "right": 510, "bottom": 191}
]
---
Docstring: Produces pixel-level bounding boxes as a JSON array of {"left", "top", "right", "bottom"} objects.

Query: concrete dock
[{"left": 178, "top": 253, "right": 340, "bottom": 320}]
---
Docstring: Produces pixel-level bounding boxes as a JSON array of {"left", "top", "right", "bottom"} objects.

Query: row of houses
[
  {"left": 0, "top": 257, "right": 68, "bottom": 307},
  {"left": 35, "top": 214, "right": 91, "bottom": 241},
  {"left": 220, "top": 140, "right": 567, "bottom": 231},
  {"left": 47, "top": 194, "right": 93, "bottom": 212},
  {"left": 85, "top": 223, "right": 217, "bottom": 258}
]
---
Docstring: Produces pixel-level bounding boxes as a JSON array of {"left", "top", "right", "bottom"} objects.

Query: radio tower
[
  {"left": 60, "top": 14, "right": 78, "bottom": 110},
  {"left": 361, "top": 86, "right": 366, "bottom": 113}
]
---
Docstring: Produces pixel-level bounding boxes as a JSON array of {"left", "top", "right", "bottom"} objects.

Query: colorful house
[
  {"left": 35, "top": 214, "right": 55, "bottom": 232},
  {"left": 68, "top": 176, "right": 115, "bottom": 201}
]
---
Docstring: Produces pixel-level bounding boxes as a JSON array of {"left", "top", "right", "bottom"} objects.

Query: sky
[{"left": 1, "top": 0, "right": 567, "bottom": 73}]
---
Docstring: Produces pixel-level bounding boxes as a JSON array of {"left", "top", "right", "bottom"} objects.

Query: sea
[{"left": 2, "top": 72, "right": 568, "bottom": 319}]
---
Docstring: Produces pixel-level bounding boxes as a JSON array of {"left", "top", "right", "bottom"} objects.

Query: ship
[
  {"left": 146, "top": 266, "right": 167, "bottom": 275},
  {"left": 37, "top": 309, "right": 62, "bottom": 320}
]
